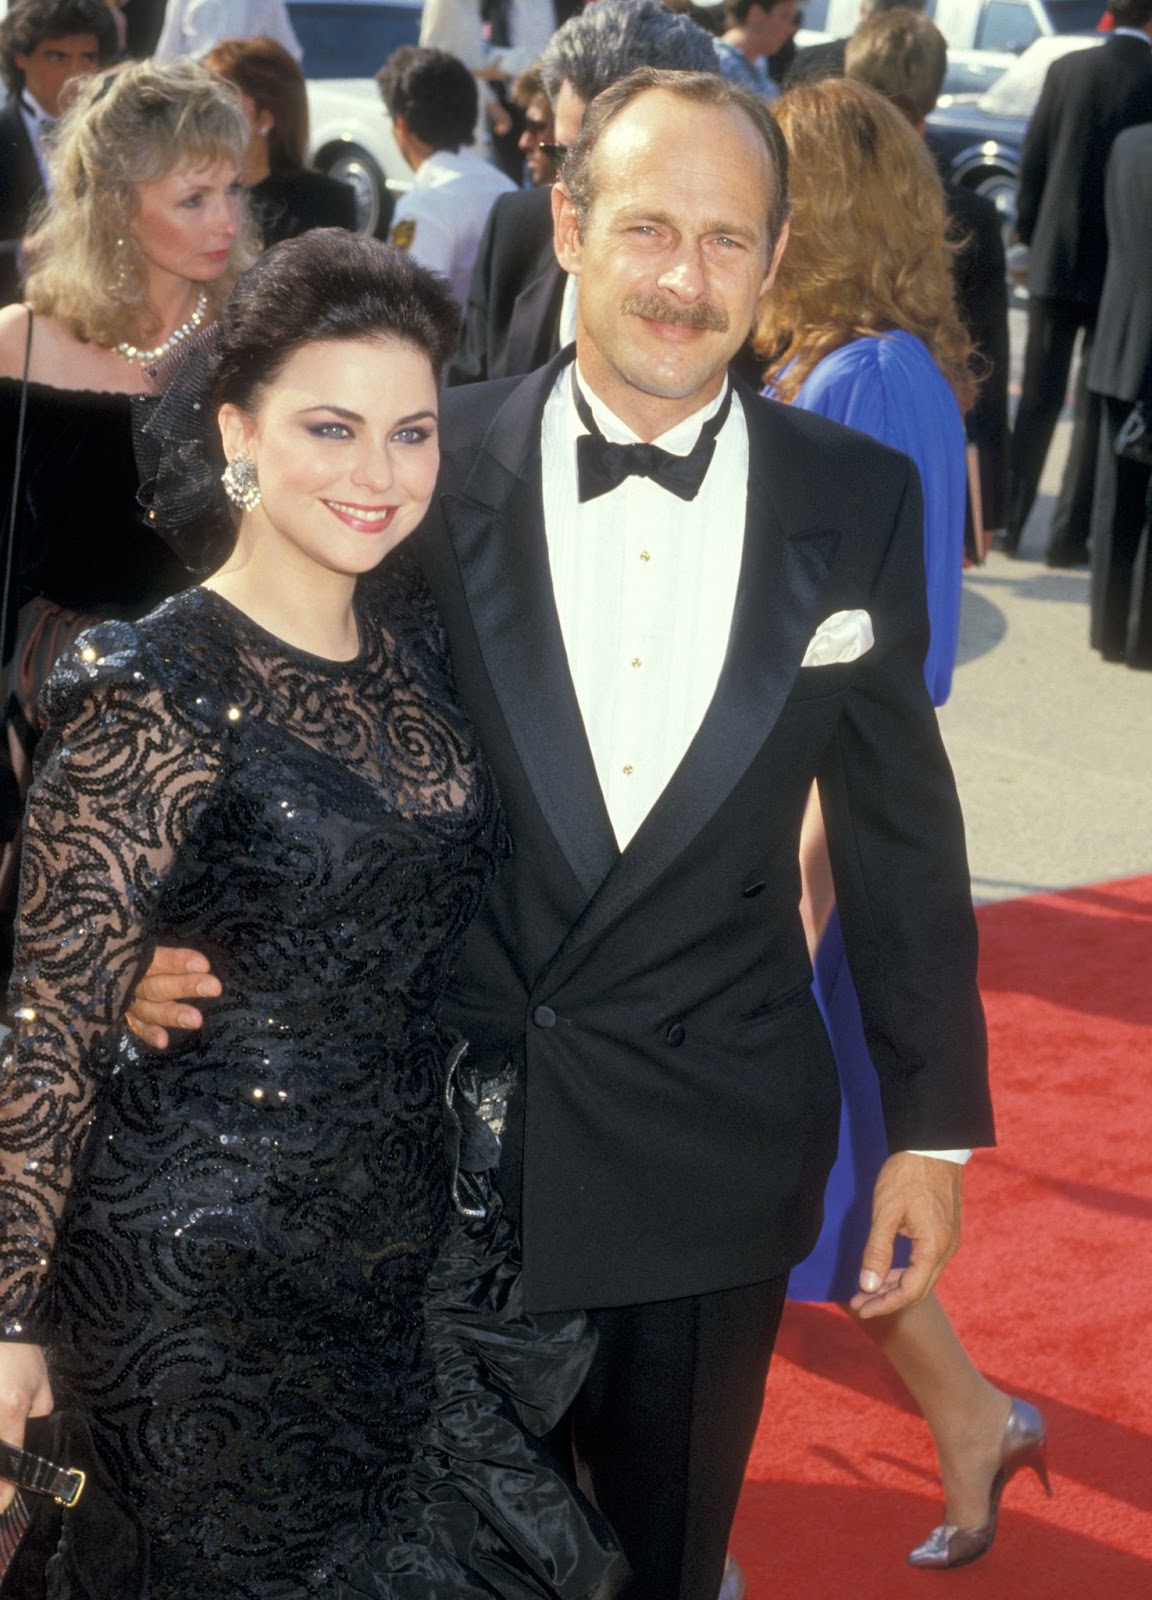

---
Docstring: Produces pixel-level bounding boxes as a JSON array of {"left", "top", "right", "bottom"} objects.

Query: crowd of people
[{"left": 0, "top": 0, "right": 1145, "bottom": 1594}]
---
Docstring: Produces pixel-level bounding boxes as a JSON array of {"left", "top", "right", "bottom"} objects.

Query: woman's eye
[
  {"left": 306, "top": 422, "right": 353, "bottom": 440},
  {"left": 394, "top": 426, "right": 435, "bottom": 446},
  {"left": 180, "top": 194, "right": 203, "bottom": 209},
  {"left": 227, "top": 181, "right": 245, "bottom": 197}
]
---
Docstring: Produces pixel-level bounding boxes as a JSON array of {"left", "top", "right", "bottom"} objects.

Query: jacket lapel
[
  {"left": 551, "top": 383, "right": 841, "bottom": 962},
  {"left": 439, "top": 355, "right": 619, "bottom": 900}
]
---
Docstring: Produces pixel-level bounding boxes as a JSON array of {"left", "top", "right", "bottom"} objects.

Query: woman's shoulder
[
  {"left": 40, "top": 593, "right": 235, "bottom": 731},
  {"left": 0, "top": 303, "right": 32, "bottom": 380}
]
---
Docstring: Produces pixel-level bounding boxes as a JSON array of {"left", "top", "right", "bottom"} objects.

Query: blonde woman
[
  {"left": 759, "top": 79, "right": 1049, "bottom": 1570},
  {"left": 0, "top": 58, "right": 258, "bottom": 987}
]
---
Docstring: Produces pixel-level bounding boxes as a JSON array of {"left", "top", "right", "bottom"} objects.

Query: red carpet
[{"left": 730, "top": 874, "right": 1152, "bottom": 1598}]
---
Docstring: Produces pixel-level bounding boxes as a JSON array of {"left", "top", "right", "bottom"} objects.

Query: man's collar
[
  {"left": 1110, "top": 26, "right": 1152, "bottom": 44},
  {"left": 20, "top": 89, "right": 53, "bottom": 125},
  {"left": 570, "top": 352, "right": 731, "bottom": 453}
]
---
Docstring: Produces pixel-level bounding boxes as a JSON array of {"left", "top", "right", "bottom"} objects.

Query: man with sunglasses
[{"left": 510, "top": 63, "right": 558, "bottom": 186}]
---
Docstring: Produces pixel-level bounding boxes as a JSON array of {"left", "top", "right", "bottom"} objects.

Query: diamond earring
[{"left": 222, "top": 455, "right": 261, "bottom": 512}]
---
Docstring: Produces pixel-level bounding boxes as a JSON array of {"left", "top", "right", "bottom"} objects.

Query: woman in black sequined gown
[{"left": 0, "top": 234, "right": 613, "bottom": 1599}]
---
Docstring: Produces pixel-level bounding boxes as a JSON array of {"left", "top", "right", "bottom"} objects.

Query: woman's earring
[
  {"left": 112, "top": 237, "right": 129, "bottom": 292},
  {"left": 222, "top": 455, "right": 261, "bottom": 512}
]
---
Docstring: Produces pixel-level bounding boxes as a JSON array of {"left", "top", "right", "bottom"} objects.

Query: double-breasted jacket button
[
  {"left": 666, "top": 1022, "right": 686, "bottom": 1047},
  {"left": 533, "top": 1005, "right": 557, "bottom": 1029},
  {"left": 742, "top": 878, "right": 767, "bottom": 898}
]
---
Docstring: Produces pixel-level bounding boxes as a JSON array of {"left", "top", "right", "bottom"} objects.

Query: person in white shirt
[
  {"left": 377, "top": 46, "right": 516, "bottom": 307},
  {"left": 153, "top": 0, "right": 302, "bottom": 63}
]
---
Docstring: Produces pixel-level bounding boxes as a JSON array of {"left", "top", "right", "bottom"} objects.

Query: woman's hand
[
  {"left": 124, "top": 947, "right": 221, "bottom": 1049},
  {"left": 0, "top": 1343, "right": 53, "bottom": 1512}
]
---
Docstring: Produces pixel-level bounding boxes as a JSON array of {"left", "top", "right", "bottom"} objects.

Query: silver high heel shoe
[{"left": 907, "top": 1397, "right": 1051, "bottom": 1570}]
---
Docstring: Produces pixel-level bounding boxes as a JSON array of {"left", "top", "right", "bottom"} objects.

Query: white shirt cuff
[{"left": 906, "top": 1147, "right": 972, "bottom": 1165}]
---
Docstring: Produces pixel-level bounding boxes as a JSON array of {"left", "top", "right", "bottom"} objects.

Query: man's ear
[
  {"left": 552, "top": 182, "right": 583, "bottom": 275},
  {"left": 759, "top": 218, "right": 790, "bottom": 299}
]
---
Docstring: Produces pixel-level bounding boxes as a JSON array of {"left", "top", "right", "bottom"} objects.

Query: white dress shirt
[
  {"left": 390, "top": 149, "right": 516, "bottom": 306},
  {"left": 542, "top": 360, "right": 745, "bottom": 852},
  {"left": 154, "top": 0, "right": 302, "bottom": 61},
  {"left": 540, "top": 358, "right": 969, "bottom": 1166}
]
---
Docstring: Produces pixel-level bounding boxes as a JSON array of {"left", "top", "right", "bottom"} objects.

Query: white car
[{"left": 288, "top": 0, "right": 423, "bottom": 235}]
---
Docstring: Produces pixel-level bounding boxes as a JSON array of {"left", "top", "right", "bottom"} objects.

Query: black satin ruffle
[{"left": 335, "top": 1190, "right": 620, "bottom": 1599}]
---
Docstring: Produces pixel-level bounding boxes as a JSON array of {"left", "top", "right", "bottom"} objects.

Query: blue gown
[{"left": 772, "top": 331, "right": 967, "bottom": 1301}]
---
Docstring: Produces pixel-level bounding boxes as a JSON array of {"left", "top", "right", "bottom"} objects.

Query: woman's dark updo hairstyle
[{"left": 212, "top": 228, "right": 460, "bottom": 416}]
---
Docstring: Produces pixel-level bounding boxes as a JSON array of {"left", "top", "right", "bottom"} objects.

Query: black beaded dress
[{"left": 0, "top": 554, "right": 613, "bottom": 1600}]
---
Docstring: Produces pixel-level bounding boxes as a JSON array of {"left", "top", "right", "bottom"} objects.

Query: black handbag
[{"left": 0, "top": 1412, "right": 148, "bottom": 1599}]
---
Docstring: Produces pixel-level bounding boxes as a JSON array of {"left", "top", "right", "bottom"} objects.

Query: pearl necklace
[{"left": 115, "top": 290, "right": 209, "bottom": 365}]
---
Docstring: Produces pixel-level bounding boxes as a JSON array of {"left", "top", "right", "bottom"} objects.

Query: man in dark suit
[
  {"left": 449, "top": 0, "right": 720, "bottom": 386},
  {"left": 129, "top": 67, "right": 993, "bottom": 1600},
  {"left": 1086, "top": 122, "right": 1152, "bottom": 668},
  {"left": 0, "top": 0, "right": 117, "bottom": 305},
  {"left": 1003, "top": 4, "right": 1152, "bottom": 565}
]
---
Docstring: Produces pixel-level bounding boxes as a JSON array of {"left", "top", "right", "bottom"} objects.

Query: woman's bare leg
[{"left": 854, "top": 1291, "right": 1012, "bottom": 1527}]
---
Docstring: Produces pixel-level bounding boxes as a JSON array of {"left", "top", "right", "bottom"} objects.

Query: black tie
[{"left": 573, "top": 375, "right": 732, "bottom": 504}]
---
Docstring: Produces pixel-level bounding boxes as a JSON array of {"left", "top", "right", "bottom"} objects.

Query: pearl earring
[{"left": 222, "top": 456, "right": 261, "bottom": 512}]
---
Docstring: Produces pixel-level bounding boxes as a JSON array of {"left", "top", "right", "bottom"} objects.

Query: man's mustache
[{"left": 621, "top": 295, "right": 730, "bottom": 332}]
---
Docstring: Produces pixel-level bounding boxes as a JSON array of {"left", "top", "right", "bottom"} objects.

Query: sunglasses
[
  {"left": 539, "top": 142, "right": 569, "bottom": 166},
  {"left": 522, "top": 116, "right": 552, "bottom": 138}
]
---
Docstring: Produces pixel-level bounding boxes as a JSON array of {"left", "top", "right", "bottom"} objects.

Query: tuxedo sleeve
[{"left": 816, "top": 460, "right": 994, "bottom": 1153}]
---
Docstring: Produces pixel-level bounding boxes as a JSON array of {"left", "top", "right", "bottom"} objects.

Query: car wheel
[
  {"left": 972, "top": 170, "right": 1019, "bottom": 246},
  {"left": 318, "top": 145, "right": 387, "bottom": 237}
]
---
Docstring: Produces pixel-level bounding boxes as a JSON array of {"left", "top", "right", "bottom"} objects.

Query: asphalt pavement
[{"left": 937, "top": 309, "right": 1152, "bottom": 904}]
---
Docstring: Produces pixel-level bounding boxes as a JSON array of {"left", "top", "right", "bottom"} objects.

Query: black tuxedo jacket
[
  {"left": 415, "top": 353, "right": 993, "bottom": 1314},
  {"left": 449, "top": 186, "right": 563, "bottom": 386},
  {"left": 1016, "top": 34, "right": 1152, "bottom": 308},
  {"left": 0, "top": 98, "right": 43, "bottom": 307},
  {"left": 1088, "top": 123, "right": 1152, "bottom": 404}
]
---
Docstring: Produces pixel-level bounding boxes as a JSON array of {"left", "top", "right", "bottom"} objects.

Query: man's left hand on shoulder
[{"left": 850, "top": 1151, "right": 963, "bottom": 1318}]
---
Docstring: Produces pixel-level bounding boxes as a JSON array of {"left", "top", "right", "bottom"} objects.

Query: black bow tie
[{"left": 573, "top": 375, "right": 732, "bottom": 504}]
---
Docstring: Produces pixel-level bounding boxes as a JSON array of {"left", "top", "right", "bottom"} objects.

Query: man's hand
[
  {"left": 850, "top": 1152, "right": 961, "bottom": 1319},
  {"left": 124, "top": 947, "right": 221, "bottom": 1049},
  {"left": 0, "top": 1343, "right": 53, "bottom": 1512}
]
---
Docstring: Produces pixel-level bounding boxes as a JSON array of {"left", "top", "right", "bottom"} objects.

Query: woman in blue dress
[{"left": 758, "top": 80, "right": 1048, "bottom": 1569}]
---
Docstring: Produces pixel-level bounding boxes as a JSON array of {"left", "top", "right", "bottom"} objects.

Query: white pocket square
[{"left": 801, "top": 609, "right": 874, "bottom": 668}]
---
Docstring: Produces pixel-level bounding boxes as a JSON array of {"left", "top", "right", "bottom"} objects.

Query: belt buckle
[{"left": 55, "top": 1468, "right": 85, "bottom": 1508}]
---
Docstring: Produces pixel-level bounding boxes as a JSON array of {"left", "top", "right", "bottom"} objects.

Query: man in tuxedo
[
  {"left": 1002, "top": 0, "right": 1152, "bottom": 565},
  {"left": 0, "top": 0, "right": 117, "bottom": 306},
  {"left": 448, "top": 0, "right": 719, "bottom": 386},
  {"left": 1086, "top": 122, "right": 1152, "bottom": 668},
  {"left": 131, "top": 68, "right": 993, "bottom": 1598}
]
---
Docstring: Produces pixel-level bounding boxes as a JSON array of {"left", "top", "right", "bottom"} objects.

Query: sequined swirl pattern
[{"left": 0, "top": 551, "right": 505, "bottom": 1598}]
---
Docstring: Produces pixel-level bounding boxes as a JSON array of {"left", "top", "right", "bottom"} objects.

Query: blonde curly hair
[
  {"left": 757, "top": 78, "right": 978, "bottom": 413},
  {"left": 24, "top": 59, "right": 260, "bottom": 349}
]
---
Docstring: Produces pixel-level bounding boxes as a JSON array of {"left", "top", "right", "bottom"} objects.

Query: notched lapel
[
  {"left": 440, "top": 362, "right": 618, "bottom": 900},
  {"left": 552, "top": 397, "right": 842, "bottom": 964}
]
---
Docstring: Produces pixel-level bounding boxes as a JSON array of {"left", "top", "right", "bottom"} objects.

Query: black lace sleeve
[{"left": 0, "top": 624, "right": 223, "bottom": 1342}]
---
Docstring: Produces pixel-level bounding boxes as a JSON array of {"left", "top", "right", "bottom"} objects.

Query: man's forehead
[{"left": 591, "top": 92, "right": 773, "bottom": 203}]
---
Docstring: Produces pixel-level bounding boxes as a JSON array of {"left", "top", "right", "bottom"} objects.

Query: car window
[
  {"left": 287, "top": 1, "right": 421, "bottom": 79},
  {"left": 977, "top": 1, "right": 1041, "bottom": 53},
  {"left": 799, "top": 0, "right": 831, "bottom": 28},
  {"left": 1041, "top": 1, "right": 1106, "bottom": 31}
]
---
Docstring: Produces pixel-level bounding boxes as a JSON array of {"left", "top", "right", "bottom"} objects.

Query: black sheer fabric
[{"left": 0, "top": 554, "right": 613, "bottom": 1599}]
